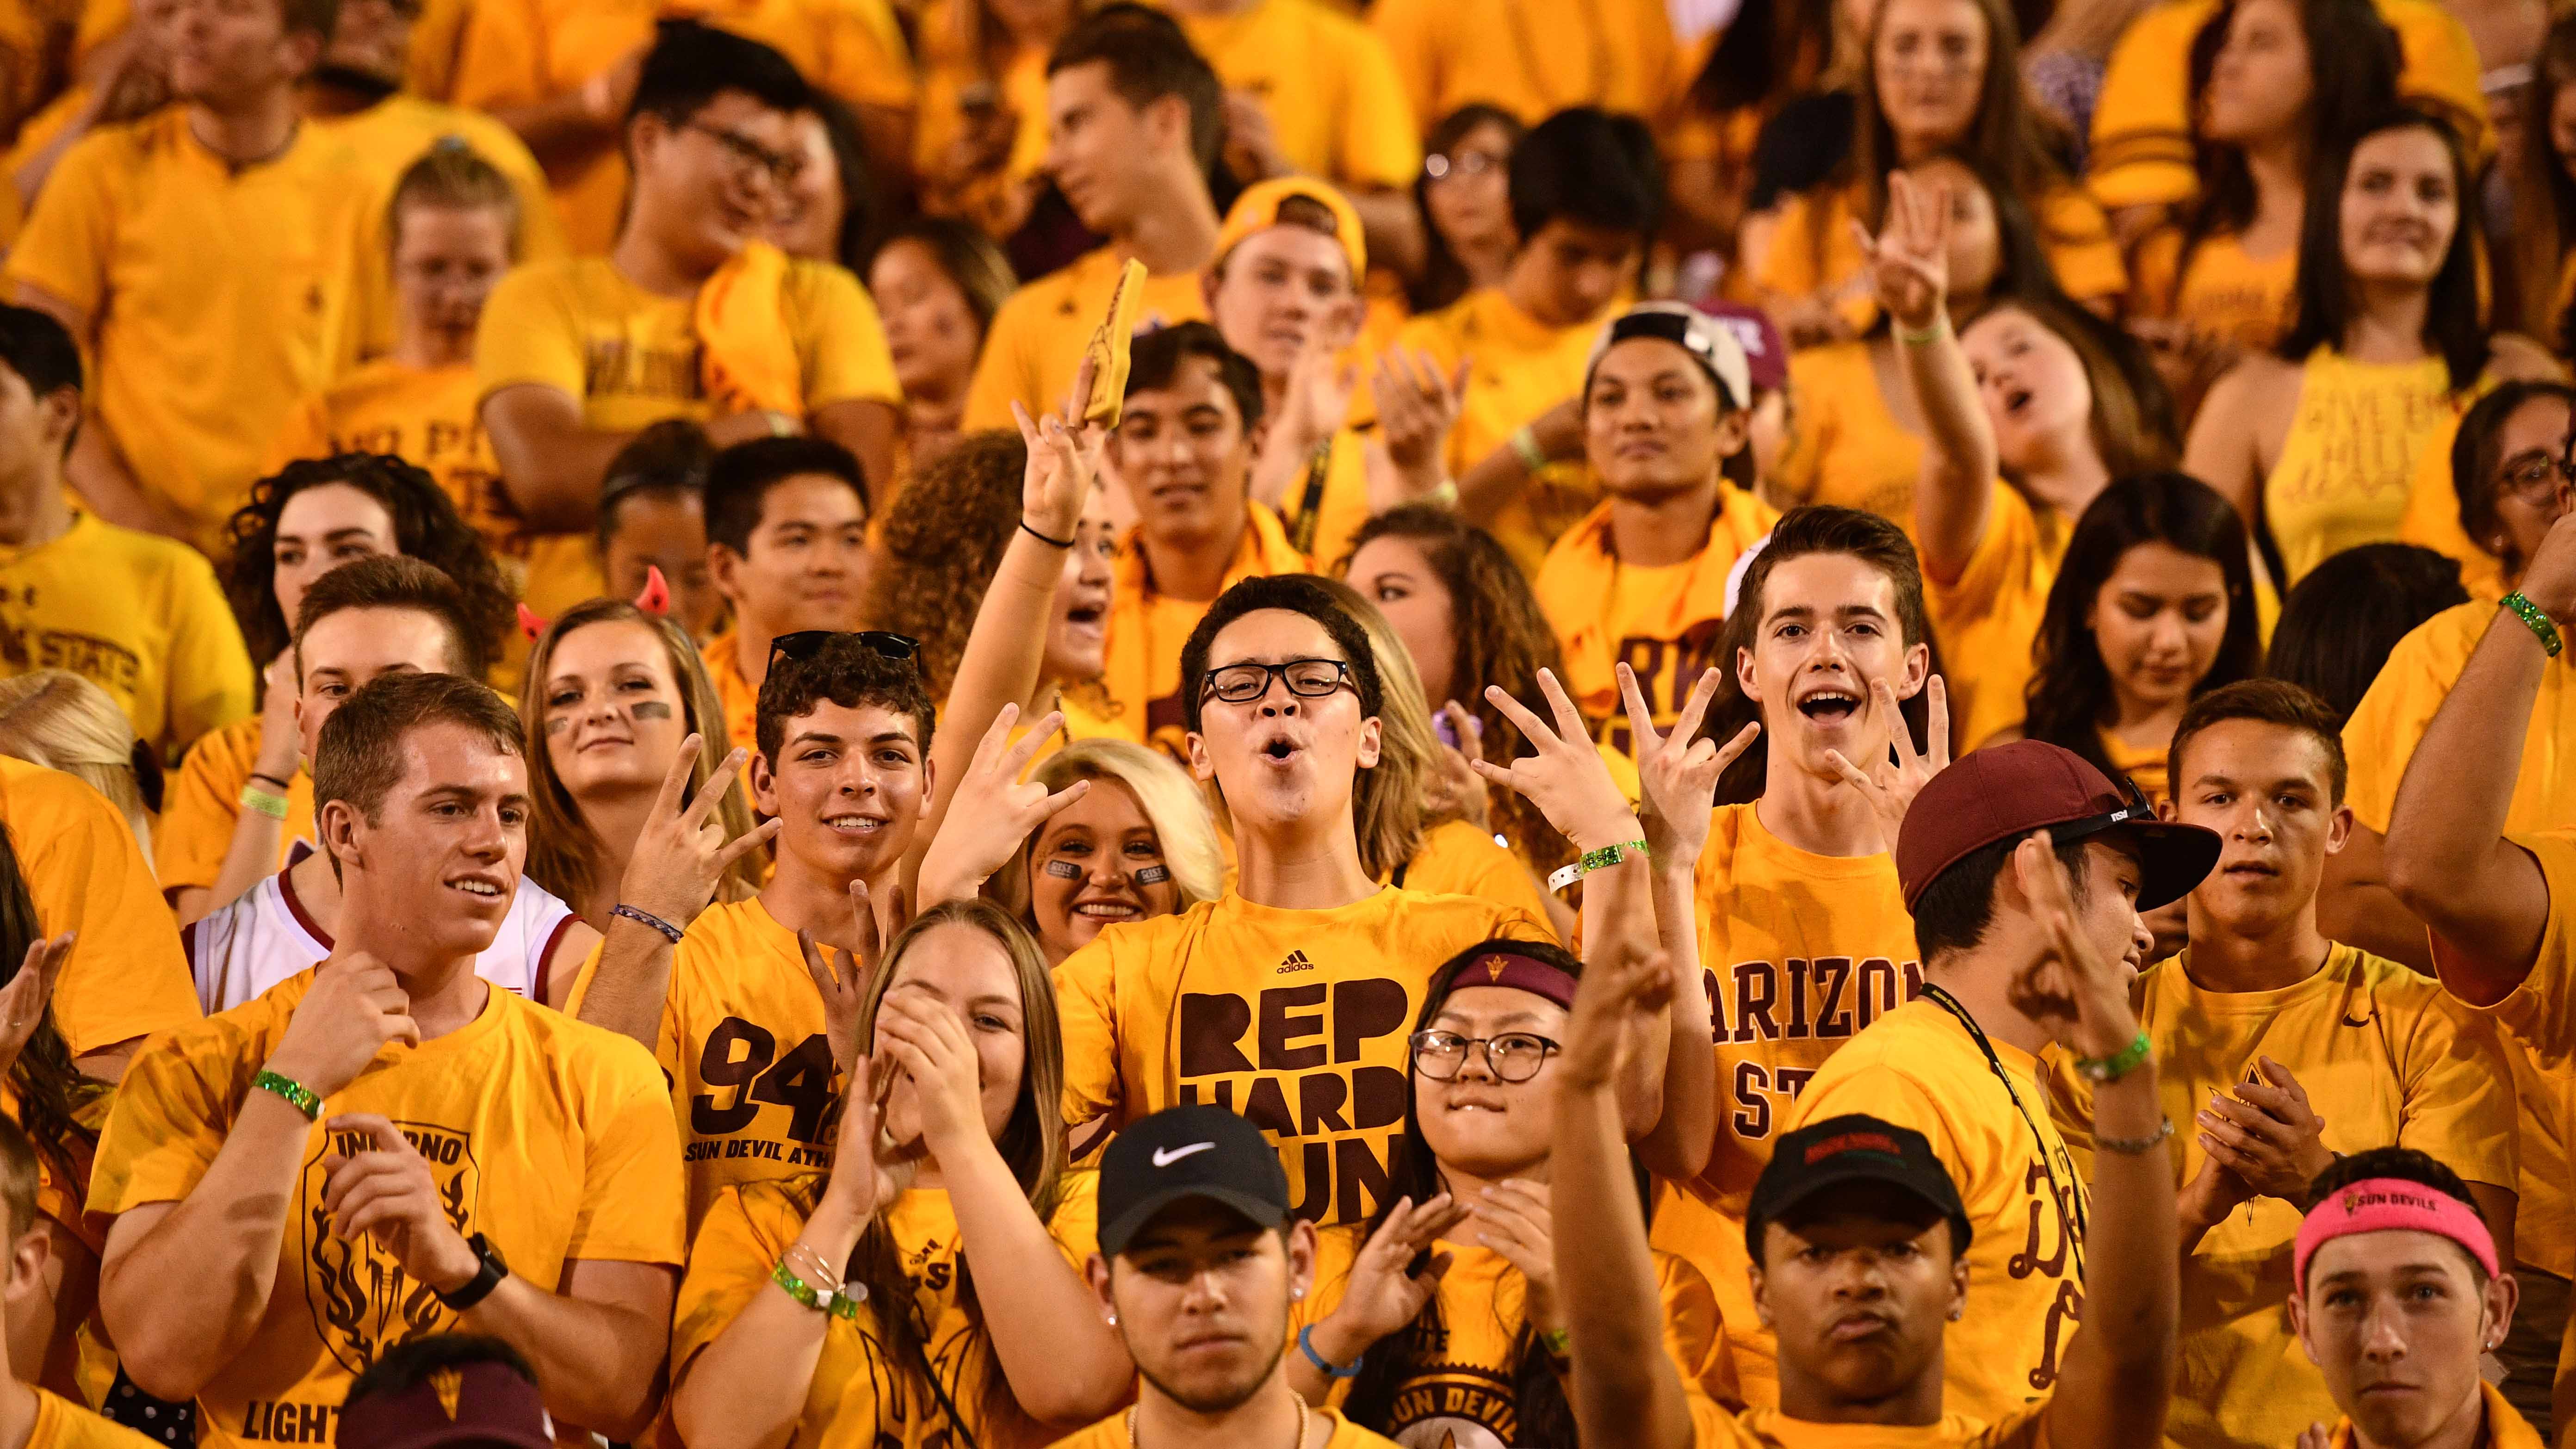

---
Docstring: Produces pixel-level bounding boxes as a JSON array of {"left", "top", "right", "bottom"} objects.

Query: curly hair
[
  {"left": 222, "top": 454, "right": 514, "bottom": 667},
  {"left": 861, "top": 431, "right": 1027, "bottom": 701}
]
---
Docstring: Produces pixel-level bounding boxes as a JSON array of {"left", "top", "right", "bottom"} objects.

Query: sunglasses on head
[{"left": 767, "top": 630, "right": 921, "bottom": 669}]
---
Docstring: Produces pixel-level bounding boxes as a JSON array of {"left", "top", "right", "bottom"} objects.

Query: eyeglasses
[
  {"left": 768, "top": 630, "right": 921, "bottom": 669},
  {"left": 1408, "top": 1029, "right": 1560, "bottom": 1083},
  {"left": 1197, "top": 658, "right": 1353, "bottom": 705},
  {"left": 1424, "top": 148, "right": 1504, "bottom": 185},
  {"left": 688, "top": 121, "right": 806, "bottom": 188},
  {"left": 2502, "top": 447, "right": 2576, "bottom": 505}
]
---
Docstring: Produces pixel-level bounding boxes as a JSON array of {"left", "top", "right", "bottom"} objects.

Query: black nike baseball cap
[
  {"left": 1097, "top": 1105, "right": 1292, "bottom": 1256},
  {"left": 1746, "top": 1114, "right": 1971, "bottom": 1262}
]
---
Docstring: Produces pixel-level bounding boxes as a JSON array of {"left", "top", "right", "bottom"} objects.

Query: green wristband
[
  {"left": 1509, "top": 425, "right": 1548, "bottom": 475},
  {"left": 252, "top": 1069, "right": 322, "bottom": 1121},
  {"left": 2502, "top": 592, "right": 2564, "bottom": 659},
  {"left": 1546, "top": 839, "right": 1648, "bottom": 893},
  {"left": 2074, "top": 1032, "right": 2152, "bottom": 1084},
  {"left": 770, "top": 1258, "right": 863, "bottom": 1319}
]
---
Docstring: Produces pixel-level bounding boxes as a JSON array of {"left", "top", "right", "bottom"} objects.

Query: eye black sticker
[
  {"left": 1044, "top": 860, "right": 1083, "bottom": 879},
  {"left": 1134, "top": 865, "right": 1171, "bottom": 886}
]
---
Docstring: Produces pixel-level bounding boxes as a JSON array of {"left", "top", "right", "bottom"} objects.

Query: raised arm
[
  {"left": 1859, "top": 171, "right": 1996, "bottom": 580},
  {"left": 1554, "top": 943, "right": 1698, "bottom": 1449},
  {"left": 915, "top": 707, "right": 1093, "bottom": 909},
  {"left": 2383, "top": 508, "right": 2576, "bottom": 1000}
]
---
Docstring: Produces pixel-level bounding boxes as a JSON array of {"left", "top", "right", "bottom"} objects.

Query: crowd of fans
[{"left": 0, "top": 0, "right": 2563, "bottom": 1445}]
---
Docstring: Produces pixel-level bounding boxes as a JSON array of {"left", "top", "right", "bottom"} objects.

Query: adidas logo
[{"left": 1276, "top": 950, "right": 1317, "bottom": 974}]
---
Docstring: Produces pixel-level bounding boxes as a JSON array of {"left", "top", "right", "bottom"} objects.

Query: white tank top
[{"left": 185, "top": 842, "right": 580, "bottom": 1014}]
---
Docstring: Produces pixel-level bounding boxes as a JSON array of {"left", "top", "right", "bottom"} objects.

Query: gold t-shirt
[
  {"left": 1653, "top": 801, "right": 1921, "bottom": 1409},
  {"left": 1053, "top": 886, "right": 1549, "bottom": 1226},
  {"left": 1048, "top": 1406, "right": 1400, "bottom": 1449},
  {"left": 2043, "top": 945, "right": 2517, "bottom": 1449},
  {"left": 2125, "top": 230, "right": 2297, "bottom": 353},
  {"left": 1364, "top": 0, "right": 1690, "bottom": 130},
  {"left": 86, "top": 971, "right": 685, "bottom": 1449},
  {"left": 1176, "top": 0, "right": 1421, "bottom": 192},
  {"left": 0, "top": 754, "right": 200, "bottom": 1056},
  {"left": 1396, "top": 818, "right": 1552, "bottom": 923},
  {"left": 1789, "top": 997, "right": 2087, "bottom": 1428},
  {"left": 1774, "top": 342, "right": 1923, "bottom": 529},
  {"left": 29, "top": 1387, "right": 159, "bottom": 1449},
  {"left": 2341, "top": 601, "right": 2574, "bottom": 836},
  {"left": 1924, "top": 485, "right": 2066, "bottom": 756},
  {"left": 153, "top": 717, "right": 313, "bottom": 894}
]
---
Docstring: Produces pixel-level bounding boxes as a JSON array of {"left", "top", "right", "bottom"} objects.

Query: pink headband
[
  {"left": 1443, "top": 951, "right": 1578, "bottom": 1011},
  {"left": 2294, "top": 1177, "right": 2499, "bottom": 1295}
]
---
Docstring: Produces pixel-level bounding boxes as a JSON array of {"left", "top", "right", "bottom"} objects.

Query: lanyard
[{"left": 1918, "top": 984, "right": 2089, "bottom": 1279}]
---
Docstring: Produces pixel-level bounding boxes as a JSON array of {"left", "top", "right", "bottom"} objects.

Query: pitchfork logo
[{"left": 299, "top": 1120, "right": 480, "bottom": 1374}]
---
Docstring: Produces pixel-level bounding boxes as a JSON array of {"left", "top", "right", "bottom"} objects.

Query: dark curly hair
[
  {"left": 221, "top": 454, "right": 514, "bottom": 667},
  {"left": 862, "top": 431, "right": 1027, "bottom": 702}
]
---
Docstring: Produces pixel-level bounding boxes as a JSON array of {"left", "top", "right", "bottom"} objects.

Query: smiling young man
[
  {"left": 695, "top": 436, "right": 875, "bottom": 753},
  {"left": 1099, "top": 322, "right": 1308, "bottom": 759},
  {"left": 1056, "top": 1105, "right": 1401, "bottom": 1449},
  {"left": 186, "top": 557, "right": 598, "bottom": 1011},
  {"left": 575, "top": 631, "right": 931, "bottom": 1229},
  {"left": 2037, "top": 679, "right": 2518, "bottom": 1449},
  {"left": 1785, "top": 739, "right": 2217, "bottom": 1426},
  {"left": 475, "top": 22, "right": 900, "bottom": 572},
  {"left": 1639, "top": 503, "right": 1941, "bottom": 1410},
  {"left": 962, "top": 4, "right": 1223, "bottom": 431},
  {"left": 89, "top": 671, "right": 684, "bottom": 1449}
]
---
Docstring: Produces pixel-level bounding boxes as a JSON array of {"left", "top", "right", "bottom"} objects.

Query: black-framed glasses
[
  {"left": 768, "top": 630, "right": 921, "bottom": 670},
  {"left": 688, "top": 120, "right": 806, "bottom": 188},
  {"left": 1197, "top": 658, "right": 1354, "bottom": 706},
  {"left": 1408, "top": 1029, "right": 1560, "bottom": 1083}
]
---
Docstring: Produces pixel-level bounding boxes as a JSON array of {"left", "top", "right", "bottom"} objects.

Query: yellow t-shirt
[
  {"left": 2341, "top": 601, "right": 2574, "bottom": 836},
  {"left": 1294, "top": 1225, "right": 1739, "bottom": 1440},
  {"left": 0, "top": 754, "right": 199, "bottom": 1056},
  {"left": 1788, "top": 997, "right": 2087, "bottom": 1428},
  {"left": 700, "top": 628, "right": 761, "bottom": 758},
  {"left": 2430, "top": 830, "right": 2576, "bottom": 1280},
  {"left": 669, "top": 0, "right": 916, "bottom": 112},
  {"left": 2261, "top": 349, "right": 2470, "bottom": 587},
  {"left": 2087, "top": 0, "right": 2489, "bottom": 211},
  {"left": 153, "top": 716, "right": 314, "bottom": 894},
  {"left": 85, "top": 970, "right": 685, "bottom": 1449},
  {"left": 1650, "top": 800, "right": 1920, "bottom": 1410},
  {"left": 2329, "top": 1382, "right": 2545, "bottom": 1449},
  {"left": 1757, "top": 184, "right": 2127, "bottom": 334},
  {"left": 1364, "top": 0, "right": 1690, "bottom": 130},
  {"left": 1394, "top": 287, "right": 1609, "bottom": 576},
  {"left": 1925, "top": 485, "right": 2066, "bottom": 756},
  {"left": 1100, "top": 503, "right": 1308, "bottom": 761},
  {"left": 30, "top": 1386, "right": 159, "bottom": 1449},
  {"left": 448, "top": 0, "right": 652, "bottom": 254},
  {"left": 962, "top": 247, "right": 1212, "bottom": 434},
  {"left": 1053, "top": 886, "right": 1550, "bottom": 1226},
  {"left": 1704, "top": 1402, "right": 2051, "bottom": 1449},
  {"left": 1049, "top": 1406, "right": 1399, "bottom": 1449},
  {"left": 2125, "top": 229, "right": 2297, "bottom": 353},
  {"left": 1775, "top": 341, "right": 1923, "bottom": 528},
  {"left": 0, "top": 510, "right": 253, "bottom": 765},
  {"left": 1533, "top": 490, "right": 1780, "bottom": 762},
  {"left": 1395, "top": 817, "right": 1553, "bottom": 922},
  {"left": 320, "top": 93, "right": 570, "bottom": 360},
  {"left": 2041, "top": 944, "right": 2516, "bottom": 1449},
  {"left": 4, "top": 110, "right": 375, "bottom": 552},
  {"left": 675, "top": 1175, "right": 1101, "bottom": 1449},
  {"left": 1175, "top": 0, "right": 1421, "bottom": 192}
]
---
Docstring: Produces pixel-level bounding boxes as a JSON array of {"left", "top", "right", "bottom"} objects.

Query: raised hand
[
  {"left": 614, "top": 737, "right": 779, "bottom": 929},
  {"left": 1473, "top": 669, "right": 1643, "bottom": 855},
  {"left": 1274, "top": 332, "right": 1360, "bottom": 457},
  {"left": 320, "top": 1114, "right": 480, "bottom": 1294},
  {"left": 1424, "top": 703, "right": 1492, "bottom": 830},
  {"left": 1372, "top": 348, "right": 1472, "bottom": 502},
  {"left": 1853, "top": 168, "right": 1951, "bottom": 334},
  {"left": 253, "top": 648, "right": 302, "bottom": 785},
  {"left": 0, "top": 932, "right": 71, "bottom": 1083},
  {"left": 2196, "top": 1058, "right": 2334, "bottom": 1203},
  {"left": 1012, "top": 354, "right": 1106, "bottom": 545},
  {"left": 2177, "top": 1153, "right": 2256, "bottom": 1236},
  {"left": 875, "top": 990, "right": 993, "bottom": 1162},
  {"left": 2004, "top": 832, "right": 2143, "bottom": 1061},
  {"left": 1823, "top": 675, "right": 1949, "bottom": 850},
  {"left": 818, "top": 1052, "right": 908, "bottom": 1223},
  {"left": 266, "top": 951, "right": 420, "bottom": 1099},
  {"left": 1619, "top": 663, "right": 1759, "bottom": 865},
  {"left": 2515, "top": 502, "right": 2576, "bottom": 625},
  {"left": 1561, "top": 943, "right": 1676, "bottom": 1092},
  {"left": 1471, "top": 1179, "right": 1564, "bottom": 1335},
  {"left": 918, "top": 705, "right": 1095, "bottom": 904},
  {"left": 1316, "top": 1194, "right": 1468, "bottom": 1350}
]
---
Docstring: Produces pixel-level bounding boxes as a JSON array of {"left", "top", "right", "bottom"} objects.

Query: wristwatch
[{"left": 437, "top": 1233, "right": 509, "bottom": 1312}]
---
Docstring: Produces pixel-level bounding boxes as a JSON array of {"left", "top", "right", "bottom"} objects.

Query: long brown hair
[
  {"left": 836, "top": 899, "right": 1068, "bottom": 1445},
  {"left": 0, "top": 831, "right": 104, "bottom": 1199},
  {"left": 516, "top": 600, "right": 762, "bottom": 911},
  {"left": 1845, "top": 0, "right": 2077, "bottom": 252}
]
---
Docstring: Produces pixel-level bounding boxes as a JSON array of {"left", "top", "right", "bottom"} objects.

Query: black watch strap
[{"left": 437, "top": 1232, "right": 508, "bottom": 1311}]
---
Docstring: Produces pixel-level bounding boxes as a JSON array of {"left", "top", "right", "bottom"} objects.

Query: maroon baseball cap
[
  {"left": 336, "top": 1360, "right": 554, "bottom": 1449},
  {"left": 1697, "top": 301, "right": 1789, "bottom": 393},
  {"left": 1895, "top": 739, "right": 2219, "bottom": 912}
]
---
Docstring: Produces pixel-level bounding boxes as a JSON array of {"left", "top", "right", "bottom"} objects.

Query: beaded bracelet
[
  {"left": 252, "top": 1069, "right": 322, "bottom": 1121},
  {"left": 2074, "top": 1031, "right": 2152, "bottom": 1084},
  {"left": 612, "top": 904, "right": 685, "bottom": 944},
  {"left": 2502, "top": 591, "right": 2564, "bottom": 659},
  {"left": 771, "top": 1258, "right": 864, "bottom": 1319},
  {"left": 2097, "top": 1117, "right": 2176, "bottom": 1157}
]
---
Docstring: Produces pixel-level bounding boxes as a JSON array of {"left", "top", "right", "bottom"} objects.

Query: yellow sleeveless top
[
  {"left": 2129, "top": 229, "right": 2298, "bottom": 352},
  {"left": 1777, "top": 341, "right": 1924, "bottom": 527},
  {"left": 2262, "top": 349, "right": 2468, "bottom": 586}
]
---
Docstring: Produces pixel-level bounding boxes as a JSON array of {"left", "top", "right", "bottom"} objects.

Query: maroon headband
[{"left": 1440, "top": 950, "right": 1579, "bottom": 1011}]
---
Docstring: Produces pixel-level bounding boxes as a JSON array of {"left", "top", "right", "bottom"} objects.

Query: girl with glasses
[{"left": 1280, "top": 938, "right": 1738, "bottom": 1448}]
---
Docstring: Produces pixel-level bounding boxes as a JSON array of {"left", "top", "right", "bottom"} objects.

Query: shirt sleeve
[
  {"left": 960, "top": 287, "right": 1046, "bottom": 433},
  {"left": 563, "top": 1034, "right": 688, "bottom": 1265},
  {"left": 3, "top": 131, "right": 117, "bottom": 319},
  {"left": 5, "top": 767, "right": 201, "bottom": 1056},
  {"left": 153, "top": 727, "right": 251, "bottom": 892},
  {"left": 2339, "top": 619, "right": 2459, "bottom": 835},
  {"left": 86, "top": 1027, "right": 235, "bottom": 1218},
  {"left": 156, "top": 550, "right": 256, "bottom": 763},
  {"left": 473, "top": 264, "right": 588, "bottom": 401},
  {"left": 1052, "top": 937, "right": 1124, "bottom": 1130},
  {"left": 1656, "top": 1251, "right": 1742, "bottom": 1413},
  {"left": 2395, "top": 991, "right": 2521, "bottom": 1195},
  {"left": 791, "top": 262, "right": 903, "bottom": 409},
  {"left": 2443, "top": 832, "right": 2576, "bottom": 1059},
  {"left": 1787, "top": 1056, "right": 1963, "bottom": 1166}
]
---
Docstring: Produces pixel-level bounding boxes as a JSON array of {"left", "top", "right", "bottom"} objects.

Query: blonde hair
[
  {"left": 517, "top": 601, "right": 763, "bottom": 910},
  {"left": 388, "top": 140, "right": 524, "bottom": 257},
  {"left": 1313, "top": 577, "right": 1455, "bottom": 848},
  {"left": 0, "top": 673, "right": 152, "bottom": 857},
  {"left": 998, "top": 737, "right": 1226, "bottom": 916}
]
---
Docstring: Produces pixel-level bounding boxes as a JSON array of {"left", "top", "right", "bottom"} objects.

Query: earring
[
  {"left": 1293, "top": 1287, "right": 1306, "bottom": 1300},
  {"left": 1106, "top": 1311, "right": 1119, "bottom": 1326}
]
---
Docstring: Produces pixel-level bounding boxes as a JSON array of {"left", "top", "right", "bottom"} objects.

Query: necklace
[{"left": 1125, "top": 1391, "right": 1311, "bottom": 1449}]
